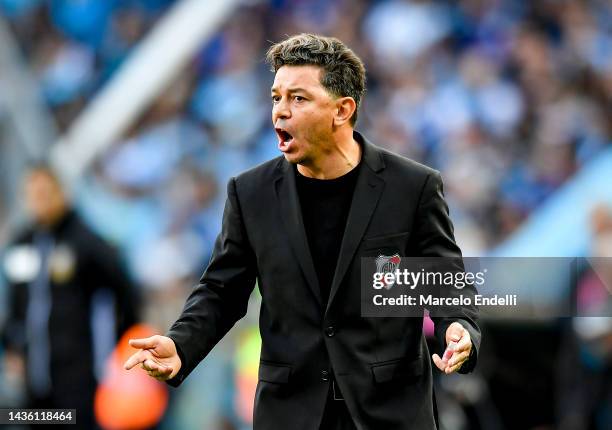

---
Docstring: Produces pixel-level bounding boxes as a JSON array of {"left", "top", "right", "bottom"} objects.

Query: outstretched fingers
[
  {"left": 124, "top": 350, "right": 147, "bottom": 370},
  {"left": 128, "top": 336, "right": 158, "bottom": 350}
]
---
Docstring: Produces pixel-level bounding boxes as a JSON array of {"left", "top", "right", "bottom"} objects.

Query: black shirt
[{"left": 296, "top": 163, "right": 361, "bottom": 308}]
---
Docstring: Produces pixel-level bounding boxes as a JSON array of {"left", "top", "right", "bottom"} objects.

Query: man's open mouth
[{"left": 275, "top": 128, "right": 294, "bottom": 144}]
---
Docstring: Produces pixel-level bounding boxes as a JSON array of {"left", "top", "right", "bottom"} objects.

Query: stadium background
[{"left": 0, "top": 0, "right": 610, "bottom": 429}]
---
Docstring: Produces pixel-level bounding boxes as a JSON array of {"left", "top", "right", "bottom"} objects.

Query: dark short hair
[{"left": 265, "top": 33, "right": 366, "bottom": 126}]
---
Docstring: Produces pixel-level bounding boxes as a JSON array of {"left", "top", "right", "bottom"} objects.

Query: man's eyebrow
[{"left": 270, "top": 87, "right": 311, "bottom": 95}]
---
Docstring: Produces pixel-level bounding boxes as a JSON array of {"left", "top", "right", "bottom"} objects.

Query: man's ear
[{"left": 333, "top": 97, "right": 357, "bottom": 127}]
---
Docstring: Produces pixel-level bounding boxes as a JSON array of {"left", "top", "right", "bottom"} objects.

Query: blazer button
[
  {"left": 324, "top": 326, "right": 336, "bottom": 337},
  {"left": 321, "top": 370, "right": 329, "bottom": 381}
]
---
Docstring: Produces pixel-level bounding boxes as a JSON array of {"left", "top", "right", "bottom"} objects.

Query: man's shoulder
[
  {"left": 231, "top": 156, "right": 285, "bottom": 192},
  {"left": 375, "top": 145, "right": 439, "bottom": 180},
  {"left": 3, "top": 217, "right": 43, "bottom": 248},
  {"left": 58, "top": 211, "right": 117, "bottom": 254}
]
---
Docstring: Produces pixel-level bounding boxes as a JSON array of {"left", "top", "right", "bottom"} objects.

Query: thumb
[
  {"left": 446, "top": 323, "right": 464, "bottom": 343},
  {"left": 129, "top": 336, "right": 158, "bottom": 350}
]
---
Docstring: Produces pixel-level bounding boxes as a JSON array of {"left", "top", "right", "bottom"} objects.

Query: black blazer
[{"left": 166, "top": 132, "right": 481, "bottom": 430}]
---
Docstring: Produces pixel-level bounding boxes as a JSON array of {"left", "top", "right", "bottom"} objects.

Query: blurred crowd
[
  {"left": 2, "top": 0, "right": 611, "bottom": 283},
  {"left": 0, "top": 0, "right": 611, "bottom": 429}
]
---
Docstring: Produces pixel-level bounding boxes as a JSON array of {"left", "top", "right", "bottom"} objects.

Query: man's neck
[
  {"left": 297, "top": 131, "right": 361, "bottom": 179},
  {"left": 35, "top": 207, "right": 68, "bottom": 231}
]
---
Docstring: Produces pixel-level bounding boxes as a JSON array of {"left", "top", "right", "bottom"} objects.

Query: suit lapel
[
  {"left": 325, "top": 136, "right": 386, "bottom": 316},
  {"left": 274, "top": 161, "right": 322, "bottom": 306}
]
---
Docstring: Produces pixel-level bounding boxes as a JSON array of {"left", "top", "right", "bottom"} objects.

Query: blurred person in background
[
  {"left": 1, "top": 164, "right": 139, "bottom": 429},
  {"left": 125, "top": 33, "right": 480, "bottom": 430}
]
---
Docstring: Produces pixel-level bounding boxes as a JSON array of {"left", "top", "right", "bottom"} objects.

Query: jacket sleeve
[
  {"left": 165, "top": 177, "right": 257, "bottom": 387},
  {"left": 411, "top": 171, "right": 481, "bottom": 374}
]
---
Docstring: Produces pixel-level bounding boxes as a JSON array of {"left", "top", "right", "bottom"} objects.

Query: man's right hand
[{"left": 123, "top": 335, "right": 181, "bottom": 381}]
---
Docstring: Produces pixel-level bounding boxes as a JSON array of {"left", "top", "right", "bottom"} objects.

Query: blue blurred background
[{"left": 0, "top": 0, "right": 610, "bottom": 429}]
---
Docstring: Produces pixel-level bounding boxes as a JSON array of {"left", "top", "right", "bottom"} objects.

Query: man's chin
[{"left": 283, "top": 153, "right": 306, "bottom": 165}]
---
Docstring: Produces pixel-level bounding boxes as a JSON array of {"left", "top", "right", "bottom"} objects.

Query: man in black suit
[{"left": 125, "top": 34, "right": 480, "bottom": 430}]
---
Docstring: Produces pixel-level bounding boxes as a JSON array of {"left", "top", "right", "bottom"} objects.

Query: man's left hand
[{"left": 432, "top": 322, "right": 472, "bottom": 374}]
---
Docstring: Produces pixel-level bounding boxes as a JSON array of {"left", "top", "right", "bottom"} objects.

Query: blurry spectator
[{"left": 1, "top": 165, "right": 139, "bottom": 429}]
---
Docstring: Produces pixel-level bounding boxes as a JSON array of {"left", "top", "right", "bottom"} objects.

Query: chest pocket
[{"left": 362, "top": 231, "right": 411, "bottom": 255}]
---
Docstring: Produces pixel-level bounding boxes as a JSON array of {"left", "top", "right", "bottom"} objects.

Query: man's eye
[
  {"left": 272, "top": 96, "right": 281, "bottom": 103},
  {"left": 294, "top": 96, "right": 304, "bottom": 102}
]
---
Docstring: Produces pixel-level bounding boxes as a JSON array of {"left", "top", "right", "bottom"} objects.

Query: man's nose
[{"left": 272, "top": 99, "right": 291, "bottom": 121}]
